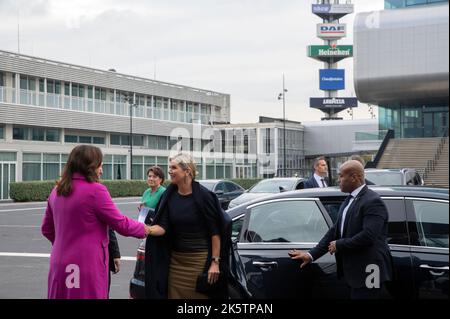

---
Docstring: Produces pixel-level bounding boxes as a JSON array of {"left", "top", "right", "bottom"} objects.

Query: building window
[
  {"left": 110, "top": 134, "right": 139, "bottom": 146},
  {"left": 79, "top": 136, "right": 92, "bottom": 144},
  {"left": 64, "top": 134, "right": 105, "bottom": 145},
  {"left": 13, "top": 126, "right": 60, "bottom": 142},
  {"left": 0, "top": 152, "right": 16, "bottom": 161},
  {"left": 43, "top": 153, "right": 60, "bottom": 180},
  {"left": 20, "top": 75, "right": 35, "bottom": 91},
  {"left": 65, "top": 135, "right": 78, "bottom": 143},
  {"left": 22, "top": 153, "right": 66, "bottom": 181},
  {"left": 0, "top": 126, "right": 4, "bottom": 139},
  {"left": 22, "top": 153, "right": 42, "bottom": 181},
  {"left": 93, "top": 136, "right": 105, "bottom": 145},
  {"left": 149, "top": 135, "right": 168, "bottom": 150}
]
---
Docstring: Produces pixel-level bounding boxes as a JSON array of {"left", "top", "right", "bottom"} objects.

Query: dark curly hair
[{"left": 57, "top": 145, "right": 103, "bottom": 196}]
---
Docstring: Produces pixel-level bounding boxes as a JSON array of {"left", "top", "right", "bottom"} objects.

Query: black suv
[
  {"left": 130, "top": 186, "right": 448, "bottom": 299},
  {"left": 227, "top": 186, "right": 448, "bottom": 299}
]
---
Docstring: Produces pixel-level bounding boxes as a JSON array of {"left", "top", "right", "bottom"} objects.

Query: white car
[{"left": 227, "top": 177, "right": 305, "bottom": 209}]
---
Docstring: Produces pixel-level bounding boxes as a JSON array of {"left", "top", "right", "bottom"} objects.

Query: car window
[
  {"left": 245, "top": 200, "right": 328, "bottom": 243},
  {"left": 224, "top": 182, "right": 237, "bottom": 193},
  {"left": 215, "top": 182, "right": 225, "bottom": 192},
  {"left": 232, "top": 216, "right": 244, "bottom": 242},
  {"left": 384, "top": 199, "right": 409, "bottom": 245},
  {"left": 320, "top": 199, "right": 343, "bottom": 224},
  {"left": 411, "top": 200, "right": 449, "bottom": 248},
  {"left": 406, "top": 172, "right": 415, "bottom": 185}
]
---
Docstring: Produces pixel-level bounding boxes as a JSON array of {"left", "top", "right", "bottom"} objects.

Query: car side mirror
[
  {"left": 279, "top": 186, "right": 287, "bottom": 193},
  {"left": 215, "top": 190, "right": 224, "bottom": 196}
]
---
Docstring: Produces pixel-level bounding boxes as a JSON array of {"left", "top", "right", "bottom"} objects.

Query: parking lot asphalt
[{"left": 0, "top": 198, "right": 144, "bottom": 299}]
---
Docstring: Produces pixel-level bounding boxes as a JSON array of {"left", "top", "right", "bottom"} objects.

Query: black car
[
  {"left": 228, "top": 186, "right": 448, "bottom": 299},
  {"left": 130, "top": 186, "right": 448, "bottom": 299},
  {"left": 198, "top": 180, "right": 245, "bottom": 209}
]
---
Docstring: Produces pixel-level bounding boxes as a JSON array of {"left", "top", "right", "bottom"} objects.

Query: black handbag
[{"left": 195, "top": 272, "right": 225, "bottom": 294}]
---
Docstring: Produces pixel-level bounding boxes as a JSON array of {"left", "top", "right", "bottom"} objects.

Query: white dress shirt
[
  {"left": 307, "top": 184, "right": 366, "bottom": 262},
  {"left": 340, "top": 184, "right": 366, "bottom": 236},
  {"left": 313, "top": 173, "right": 327, "bottom": 188}
]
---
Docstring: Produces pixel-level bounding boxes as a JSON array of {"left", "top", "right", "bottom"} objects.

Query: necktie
[
  {"left": 320, "top": 179, "right": 327, "bottom": 187},
  {"left": 340, "top": 195, "right": 354, "bottom": 236}
]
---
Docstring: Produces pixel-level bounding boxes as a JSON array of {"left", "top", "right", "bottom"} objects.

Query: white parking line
[
  {"left": 0, "top": 252, "right": 135, "bottom": 261},
  {"left": 0, "top": 207, "right": 46, "bottom": 213},
  {"left": 0, "top": 225, "right": 40, "bottom": 228},
  {"left": 0, "top": 201, "right": 140, "bottom": 214}
]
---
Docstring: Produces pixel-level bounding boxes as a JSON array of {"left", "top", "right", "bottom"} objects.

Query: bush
[
  {"left": 10, "top": 181, "right": 56, "bottom": 202},
  {"left": 9, "top": 178, "right": 263, "bottom": 202},
  {"left": 10, "top": 180, "right": 149, "bottom": 202}
]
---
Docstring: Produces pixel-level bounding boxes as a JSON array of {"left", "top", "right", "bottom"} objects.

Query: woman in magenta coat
[{"left": 41, "top": 145, "right": 150, "bottom": 299}]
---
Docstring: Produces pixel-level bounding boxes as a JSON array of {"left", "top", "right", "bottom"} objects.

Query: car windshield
[
  {"left": 365, "top": 171, "right": 403, "bottom": 186},
  {"left": 249, "top": 179, "right": 296, "bottom": 193},
  {"left": 199, "top": 181, "right": 216, "bottom": 191}
]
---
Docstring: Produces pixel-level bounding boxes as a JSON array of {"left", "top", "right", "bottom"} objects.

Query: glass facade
[
  {"left": 381, "top": 0, "right": 449, "bottom": 138},
  {"left": 379, "top": 105, "right": 448, "bottom": 138},
  {"left": 22, "top": 153, "right": 67, "bottom": 181},
  {"left": 385, "top": 0, "right": 448, "bottom": 8}
]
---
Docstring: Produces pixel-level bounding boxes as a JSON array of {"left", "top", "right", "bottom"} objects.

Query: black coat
[
  {"left": 309, "top": 185, "right": 393, "bottom": 288},
  {"left": 108, "top": 229, "right": 120, "bottom": 272},
  {"left": 144, "top": 181, "right": 231, "bottom": 299}
]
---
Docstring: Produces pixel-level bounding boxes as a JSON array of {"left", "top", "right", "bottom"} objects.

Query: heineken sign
[{"left": 307, "top": 45, "right": 353, "bottom": 62}]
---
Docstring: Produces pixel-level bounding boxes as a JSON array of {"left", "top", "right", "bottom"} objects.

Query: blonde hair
[{"left": 170, "top": 153, "right": 197, "bottom": 180}]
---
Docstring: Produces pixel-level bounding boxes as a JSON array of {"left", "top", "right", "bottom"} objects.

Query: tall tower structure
[{"left": 308, "top": 0, "right": 358, "bottom": 120}]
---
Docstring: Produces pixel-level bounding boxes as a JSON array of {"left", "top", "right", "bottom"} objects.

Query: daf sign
[{"left": 317, "top": 23, "right": 347, "bottom": 39}]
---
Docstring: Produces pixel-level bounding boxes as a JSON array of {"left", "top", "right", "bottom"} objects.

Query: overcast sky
[{"left": 0, "top": 0, "right": 384, "bottom": 123}]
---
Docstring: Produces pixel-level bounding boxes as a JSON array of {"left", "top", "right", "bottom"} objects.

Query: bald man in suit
[{"left": 290, "top": 160, "right": 393, "bottom": 299}]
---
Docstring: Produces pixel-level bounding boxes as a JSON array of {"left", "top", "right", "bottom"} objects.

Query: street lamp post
[
  {"left": 278, "top": 74, "right": 288, "bottom": 177},
  {"left": 125, "top": 94, "right": 137, "bottom": 180}
]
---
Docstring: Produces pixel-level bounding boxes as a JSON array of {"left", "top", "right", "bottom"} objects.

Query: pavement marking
[
  {"left": 0, "top": 201, "right": 140, "bottom": 214},
  {"left": 0, "top": 252, "right": 136, "bottom": 261},
  {"left": 0, "top": 225, "right": 40, "bottom": 228},
  {"left": 0, "top": 207, "right": 46, "bottom": 213}
]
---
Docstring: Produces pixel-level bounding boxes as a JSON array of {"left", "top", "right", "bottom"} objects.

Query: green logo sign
[{"left": 307, "top": 45, "right": 353, "bottom": 62}]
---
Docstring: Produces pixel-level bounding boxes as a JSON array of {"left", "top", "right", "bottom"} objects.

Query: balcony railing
[{"left": 0, "top": 87, "right": 214, "bottom": 125}]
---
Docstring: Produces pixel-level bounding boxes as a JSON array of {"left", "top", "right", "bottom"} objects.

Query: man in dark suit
[
  {"left": 108, "top": 229, "right": 121, "bottom": 297},
  {"left": 290, "top": 160, "right": 393, "bottom": 299},
  {"left": 302, "top": 156, "right": 330, "bottom": 189}
]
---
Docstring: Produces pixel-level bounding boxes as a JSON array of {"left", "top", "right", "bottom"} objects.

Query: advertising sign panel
[
  {"left": 317, "top": 23, "right": 347, "bottom": 39},
  {"left": 319, "top": 69, "right": 345, "bottom": 91},
  {"left": 310, "top": 97, "right": 358, "bottom": 110},
  {"left": 312, "top": 4, "right": 354, "bottom": 15},
  {"left": 307, "top": 45, "right": 353, "bottom": 62}
]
